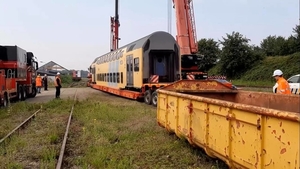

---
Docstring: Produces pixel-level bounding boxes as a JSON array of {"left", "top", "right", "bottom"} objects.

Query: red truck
[{"left": 0, "top": 45, "right": 39, "bottom": 107}]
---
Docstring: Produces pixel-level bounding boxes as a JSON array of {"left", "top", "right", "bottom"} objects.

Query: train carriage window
[
  {"left": 104, "top": 74, "right": 106, "bottom": 81},
  {"left": 131, "top": 61, "right": 133, "bottom": 71},
  {"left": 121, "top": 72, "right": 123, "bottom": 83},
  {"left": 117, "top": 73, "right": 120, "bottom": 83},
  {"left": 113, "top": 73, "right": 116, "bottom": 83},
  {"left": 134, "top": 58, "right": 139, "bottom": 71}
]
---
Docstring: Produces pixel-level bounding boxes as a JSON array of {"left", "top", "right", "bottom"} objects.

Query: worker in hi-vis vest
[
  {"left": 35, "top": 74, "right": 42, "bottom": 93},
  {"left": 272, "top": 69, "right": 291, "bottom": 94},
  {"left": 54, "top": 72, "right": 62, "bottom": 98}
]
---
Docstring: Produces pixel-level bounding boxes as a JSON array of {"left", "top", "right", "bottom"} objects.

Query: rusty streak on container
[
  {"left": 160, "top": 90, "right": 300, "bottom": 122},
  {"left": 157, "top": 79, "right": 300, "bottom": 169}
]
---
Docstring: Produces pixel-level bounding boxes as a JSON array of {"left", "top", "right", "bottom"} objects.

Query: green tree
[
  {"left": 261, "top": 25, "right": 300, "bottom": 56},
  {"left": 292, "top": 24, "right": 300, "bottom": 52},
  {"left": 197, "top": 38, "right": 220, "bottom": 71},
  {"left": 260, "top": 35, "right": 290, "bottom": 56},
  {"left": 219, "top": 31, "right": 259, "bottom": 78},
  {"left": 260, "top": 35, "right": 277, "bottom": 56},
  {"left": 286, "top": 35, "right": 297, "bottom": 54}
]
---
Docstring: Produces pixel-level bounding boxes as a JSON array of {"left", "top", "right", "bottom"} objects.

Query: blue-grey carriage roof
[{"left": 91, "top": 31, "right": 173, "bottom": 64}]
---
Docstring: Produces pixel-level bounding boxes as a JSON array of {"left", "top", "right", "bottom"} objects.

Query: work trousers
[
  {"left": 44, "top": 83, "right": 48, "bottom": 90},
  {"left": 37, "top": 87, "right": 41, "bottom": 93},
  {"left": 55, "top": 86, "right": 61, "bottom": 98}
]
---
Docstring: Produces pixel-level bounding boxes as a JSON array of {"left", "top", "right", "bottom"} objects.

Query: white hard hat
[
  {"left": 57, "top": 72, "right": 60, "bottom": 75},
  {"left": 272, "top": 69, "right": 283, "bottom": 77}
]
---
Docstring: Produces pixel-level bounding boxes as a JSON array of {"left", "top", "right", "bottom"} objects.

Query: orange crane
[
  {"left": 172, "top": 0, "right": 207, "bottom": 80},
  {"left": 110, "top": 0, "right": 120, "bottom": 51}
]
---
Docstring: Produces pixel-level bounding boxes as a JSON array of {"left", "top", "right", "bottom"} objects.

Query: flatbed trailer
[{"left": 157, "top": 79, "right": 299, "bottom": 169}]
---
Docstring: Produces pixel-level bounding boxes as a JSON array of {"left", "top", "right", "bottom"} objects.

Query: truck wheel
[
  {"left": 22, "top": 86, "right": 27, "bottom": 100},
  {"left": 2, "top": 94, "right": 8, "bottom": 108},
  {"left": 18, "top": 86, "right": 22, "bottom": 101},
  {"left": 144, "top": 90, "right": 152, "bottom": 105},
  {"left": 151, "top": 91, "right": 158, "bottom": 107},
  {"left": 30, "top": 87, "right": 37, "bottom": 98}
]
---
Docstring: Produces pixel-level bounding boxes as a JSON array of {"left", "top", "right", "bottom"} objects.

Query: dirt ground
[{"left": 25, "top": 87, "right": 99, "bottom": 103}]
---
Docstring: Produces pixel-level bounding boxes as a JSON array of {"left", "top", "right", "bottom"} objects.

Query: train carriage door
[
  {"left": 154, "top": 56, "right": 166, "bottom": 76},
  {"left": 126, "top": 55, "right": 133, "bottom": 86}
]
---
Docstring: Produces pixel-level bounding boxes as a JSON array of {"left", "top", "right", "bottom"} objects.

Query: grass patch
[
  {"left": 0, "top": 102, "right": 41, "bottom": 138},
  {"left": 0, "top": 98, "right": 75, "bottom": 168},
  {"left": 231, "top": 79, "right": 274, "bottom": 87},
  {"left": 0, "top": 90, "right": 229, "bottom": 169},
  {"left": 65, "top": 93, "right": 228, "bottom": 169}
]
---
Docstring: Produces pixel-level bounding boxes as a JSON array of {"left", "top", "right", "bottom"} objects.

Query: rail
[
  {"left": 56, "top": 89, "right": 78, "bottom": 169},
  {"left": 0, "top": 107, "right": 42, "bottom": 145}
]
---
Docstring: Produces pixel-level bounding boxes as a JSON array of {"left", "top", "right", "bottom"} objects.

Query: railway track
[
  {"left": 56, "top": 89, "right": 78, "bottom": 169},
  {"left": 0, "top": 107, "right": 42, "bottom": 146}
]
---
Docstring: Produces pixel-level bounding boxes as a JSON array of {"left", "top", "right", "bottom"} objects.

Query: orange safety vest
[
  {"left": 36, "top": 77, "right": 42, "bottom": 87},
  {"left": 277, "top": 77, "right": 291, "bottom": 94},
  {"left": 54, "top": 76, "right": 61, "bottom": 87}
]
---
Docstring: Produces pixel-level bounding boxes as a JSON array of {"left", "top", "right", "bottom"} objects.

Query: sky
[{"left": 0, "top": 0, "right": 299, "bottom": 70}]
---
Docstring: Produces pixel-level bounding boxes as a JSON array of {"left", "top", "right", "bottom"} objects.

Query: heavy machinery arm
[
  {"left": 173, "top": 0, "right": 206, "bottom": 80},
  {"left": 110, "top": 0, "right": 120, "bottom": 51},
  {"left": 173, "top": 0, "right": 198, "bottom": 54}
]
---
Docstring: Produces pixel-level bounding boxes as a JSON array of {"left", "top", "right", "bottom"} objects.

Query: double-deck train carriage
[
  {"left": 89, "top": 61, "right": 96, "bottom": 84},
  {"left": 90, "top": 31, "right": 181, "bottom": 106}
]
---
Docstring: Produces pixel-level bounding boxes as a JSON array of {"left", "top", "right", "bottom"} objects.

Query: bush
[
  {"left": 60, "top": 75, "right": 72, "bottom": 85},
  {"left": 240, "top": 52, "right": 300, "bottom": 82}
]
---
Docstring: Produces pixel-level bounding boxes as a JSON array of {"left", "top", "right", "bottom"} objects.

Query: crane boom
[
  {"left": 173, "top": 0, "right": 198, "bottom": 55},
  {"left": 173, "top": 0, "right": 207, "bottom": 80},
  {"left": 110, "top": 0, "right": 120, "bottom": 51}
]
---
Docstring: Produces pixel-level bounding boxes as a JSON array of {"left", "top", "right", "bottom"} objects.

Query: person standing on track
[
  {"left": 42, "top": 74, "right": 48, "bottom": 91},
  {"left": 54, "top": 72, "right": 62, "bottom": 98},
  {"left": 36, "top": 74, "right": 42, "bottom": 94},
  {"left": 272, "top": 69, "right": 291, "bottom": 95}
]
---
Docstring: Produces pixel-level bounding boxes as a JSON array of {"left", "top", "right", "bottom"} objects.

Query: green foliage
[
  {"left": 218, "top": 31, "right": 262, "bottom": 78},
  {"left": 60, "top": 75, "right": 72, "bottom": 85},
  {"left": 292, "top": 25, "right": 300, "bottom": 52},
  {"left": 208, "top": 62, "right": 222, "bottom": 75},
  {"left": 206, "top": 24, "right": 299, "bottom": 81},
  {"left": 197, "top": 38, "right": 220, "bottom": 71},
  {"left": 240, "top": 52, "right": 300, "bottom": 82},
  {"left": 260, "top": 25, "right": 300, "bottom": 56}
]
